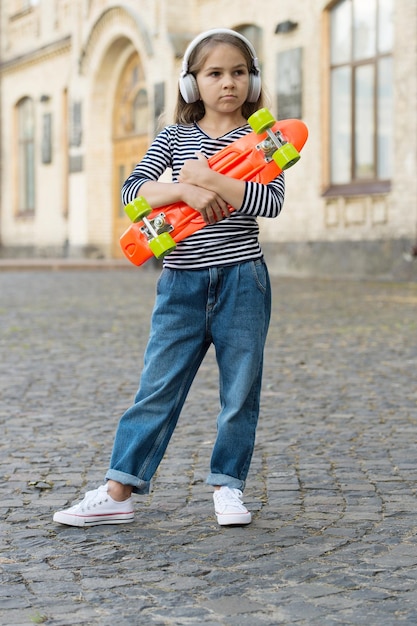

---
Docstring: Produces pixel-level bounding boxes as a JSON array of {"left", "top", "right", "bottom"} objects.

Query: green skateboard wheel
[
  {"left": 248, "top": 108, "right": 276, "bottom": 134},
  {"left": 272, "top": 143, "right": 301, "bottom": 170},
  {"left": 125, "top": 197, "right": 152, "bottom": 223},
  {"left": 149, "top": 232, "right": 177, "bottom": 259}
]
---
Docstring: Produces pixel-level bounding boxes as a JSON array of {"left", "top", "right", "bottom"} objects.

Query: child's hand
[
  {"left": 180, "top": 183, "right": 230, "bottom": 225},
  {"left": 179, "top": 154, "right": 230, "bottom": 224},
  {"left": 179, "top": 152, "right": 210, "bottom": 184}
]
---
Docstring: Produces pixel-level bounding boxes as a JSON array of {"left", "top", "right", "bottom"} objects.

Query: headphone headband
[
  {"left": 179, "top": 28, "right": 261, "bottom": 104},
  {"left": 181, "top": 28, "right": 260, "bottom": 77}
]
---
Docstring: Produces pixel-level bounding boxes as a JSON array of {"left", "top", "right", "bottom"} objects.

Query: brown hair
[{"left": 174, "top": 32, "right": 264, "bottom": 124}]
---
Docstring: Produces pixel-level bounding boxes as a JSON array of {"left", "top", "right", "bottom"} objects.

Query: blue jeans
[{"left": 105, "top": 259, "right": 271, "bottom": 494}]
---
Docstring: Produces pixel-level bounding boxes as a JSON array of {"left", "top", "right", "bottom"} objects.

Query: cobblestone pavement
[{"left": 1, "top": 267, "right": 417, "bottom": 625}]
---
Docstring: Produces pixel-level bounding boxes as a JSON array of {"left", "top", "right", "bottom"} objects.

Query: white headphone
[{"left": 179, "top": 28, "right": 262, "bottom": 104}]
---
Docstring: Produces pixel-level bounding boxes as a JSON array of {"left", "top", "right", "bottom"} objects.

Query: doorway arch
[{"left": 81, "top": 6, "right": 153, "bottom": 258}]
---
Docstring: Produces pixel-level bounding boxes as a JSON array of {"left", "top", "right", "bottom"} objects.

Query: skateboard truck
[
  {"left": 124, "top": 197, "right": 177, "bottom": 259},
  {"left": 139, "top": 212, "right": 173, "bottom": 238},
  {"left": 248, "top": 108, "right": 301, "bottom": 170}
]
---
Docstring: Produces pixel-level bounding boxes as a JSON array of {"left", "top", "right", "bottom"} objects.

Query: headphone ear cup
[
  {"left": 247, "top": 73, "right": 262, "bottom": 103},
  {"left": 181, "top": 72, "right": 261, "bottom": 104},
  {"left": 179, "top": 73, "right": 200, "bottom": 103}
]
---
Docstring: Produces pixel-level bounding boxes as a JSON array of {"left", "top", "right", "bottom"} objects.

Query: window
[
  {"left": 17, "top": 97, "right": 35, "bottom": 213},
  {"left": 328, "top": 0, "right": 393, "bottom": 192}
]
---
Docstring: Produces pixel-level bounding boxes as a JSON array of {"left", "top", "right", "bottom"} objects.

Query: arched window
[
  {"left": 132, "top": 88, "right": 148, "bottom": 134},
  {"left": 114, "top": 54, "right": 148, "bottom": 138},
  {"left": 328, "top": 0, "right": 393, "bottom": 192},
  {"left": 17, "top": 97, "right": 35, "bottom": 214},
  {"left": 112, "top": 52, "right": 149, "bottom": 239}
]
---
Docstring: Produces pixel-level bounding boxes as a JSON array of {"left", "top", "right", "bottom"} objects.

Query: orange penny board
[{"left": 120, "top": 118, "right": 308, "bottom": 266}]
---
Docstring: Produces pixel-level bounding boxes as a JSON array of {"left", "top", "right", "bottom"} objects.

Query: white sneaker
[
  {"left": 53, "top": 484, "right": 134, "bottom": 527},
  {"left": 213, "top": 487, "right": 252, "bottom": 525}
]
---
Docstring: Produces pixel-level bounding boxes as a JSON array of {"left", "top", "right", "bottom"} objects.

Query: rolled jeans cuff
[
  {"left": 206, "top": 473, "right": 245, "bottom": 492},
  {"left": 105, "top": 469, "right": 150, "bottom": 495}
]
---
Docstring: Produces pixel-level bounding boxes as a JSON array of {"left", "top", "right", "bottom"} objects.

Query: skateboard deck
[{"left": 120, "top": 110, "right": 308, "bottom": 266}]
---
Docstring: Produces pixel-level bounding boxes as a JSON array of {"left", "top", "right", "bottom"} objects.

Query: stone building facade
[{"left": 0, "top": 0, "right": 416, "bottom": 278}]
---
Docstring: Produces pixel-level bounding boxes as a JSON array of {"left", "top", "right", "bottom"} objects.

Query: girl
[{"left": 54, "top": 28, "right": 285, "bottom": 527}]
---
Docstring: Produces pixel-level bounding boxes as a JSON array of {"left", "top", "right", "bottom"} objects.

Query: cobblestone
[{"left": 1, "top": 266, "right": 417, "bottom": 625}]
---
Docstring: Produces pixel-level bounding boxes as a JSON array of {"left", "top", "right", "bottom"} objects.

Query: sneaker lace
[
  {"left": 78, "top": 487, "right": 108, "bottom": 512},
  {"left": 217, "top": 488, "right": 245, "bottom": 509}
]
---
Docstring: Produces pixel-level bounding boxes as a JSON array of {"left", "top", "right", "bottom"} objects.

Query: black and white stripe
[{"left": 122, "top": 123, "right": 285, "bottom": 269}]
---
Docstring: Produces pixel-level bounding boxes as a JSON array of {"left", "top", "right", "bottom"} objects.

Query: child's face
[{"left": 195, "top": 43, "right": 250, "bottom": 116}]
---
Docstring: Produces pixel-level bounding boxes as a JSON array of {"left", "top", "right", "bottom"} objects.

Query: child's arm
[
  {"left": 179, "top": 153, "right": 245, "bottom": 211},
  {"left": 122, "top": 126, "right": 230, "bottom": 225},
  {"left": 139, "top": 179, "right": 231, "bottom": 225},
  {"left": 179, "top": 153, "right": 285, "bottom": 219}
]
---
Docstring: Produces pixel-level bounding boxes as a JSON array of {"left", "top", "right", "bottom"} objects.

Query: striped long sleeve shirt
[{"left": 121, "top": 122, "right": 285, "bottom": 269}]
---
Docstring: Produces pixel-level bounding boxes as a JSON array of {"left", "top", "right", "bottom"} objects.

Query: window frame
[
  {"left": 324, "top": 0, "right": 393, "bottom": 197},
  {"left": 16, "top": 96, "right": 36, "bottom": 216}
]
